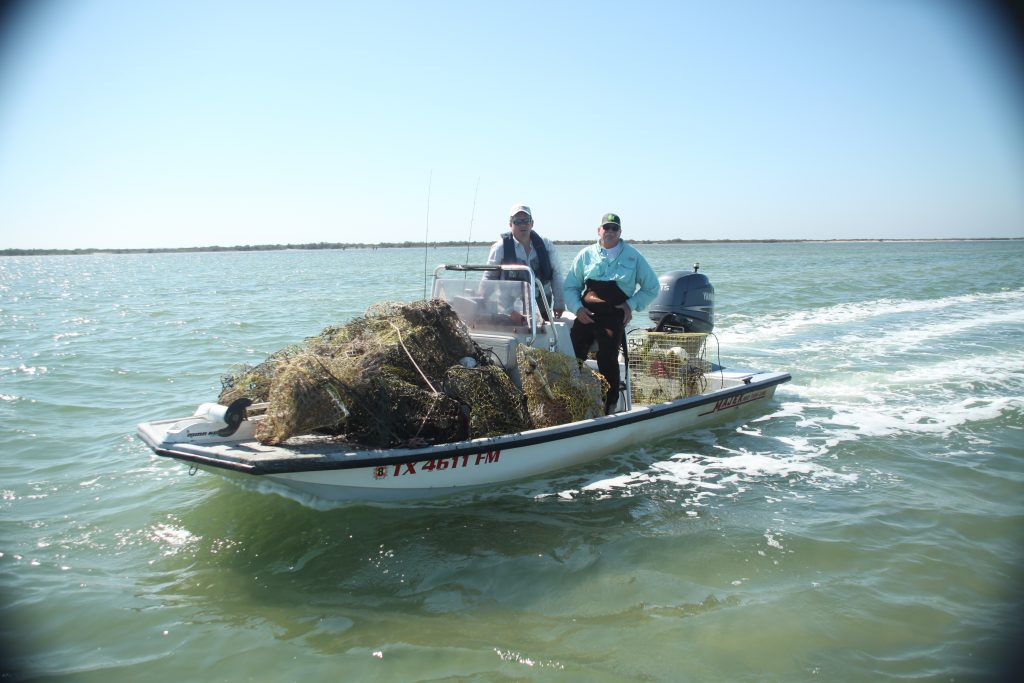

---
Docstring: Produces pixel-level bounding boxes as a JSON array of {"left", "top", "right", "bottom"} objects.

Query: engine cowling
[{"left": 647, "top": 264, "right": 714, "bottom": 333}]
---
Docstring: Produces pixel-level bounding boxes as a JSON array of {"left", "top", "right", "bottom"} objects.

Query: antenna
[
  {"left": 465, "top": 176, "right": 480, "bottom": 266},
  {"left": 422, "top": 170, "right": 432, "bottom": 299}
]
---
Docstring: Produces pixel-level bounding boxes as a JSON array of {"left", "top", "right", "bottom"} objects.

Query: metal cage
[{"left": 627, "top": 331, "right": 711, "bottom": 404}]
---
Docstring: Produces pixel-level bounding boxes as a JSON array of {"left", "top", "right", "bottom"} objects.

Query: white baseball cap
[{"left": 509, "top": 204, "right": 532, "bottom": 218}]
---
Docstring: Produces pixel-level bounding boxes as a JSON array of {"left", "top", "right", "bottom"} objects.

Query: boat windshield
[{"left": 432, "top": 276, "right": 536, "bottom": 334}]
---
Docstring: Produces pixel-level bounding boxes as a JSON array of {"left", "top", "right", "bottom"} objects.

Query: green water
[{"left": 2, "top": 241, "right": 1022, "bottom": 681}]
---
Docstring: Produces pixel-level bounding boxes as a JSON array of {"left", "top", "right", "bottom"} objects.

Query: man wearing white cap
[{"left": 482, "top": 204, "right": 565, "bottom": 319}]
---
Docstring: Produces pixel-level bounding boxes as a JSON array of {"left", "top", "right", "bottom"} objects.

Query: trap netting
[
  {"left": 217, "top": 299, "right": 530, "bottom": 447},
  {"left": 626, "top": 331, "right": 711, "bottom": 404},
  {"left": 517, "top": 345, "right": 607, "bottom": 427}
]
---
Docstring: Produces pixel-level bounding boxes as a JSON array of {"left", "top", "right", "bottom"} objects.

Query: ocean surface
[{"left": 1, "top": 241, "right": 1022, "bottom": 682}]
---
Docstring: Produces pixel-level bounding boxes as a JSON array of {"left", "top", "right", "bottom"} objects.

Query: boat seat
[
  {"left": 470, "top": 334, "right": 522, "bottom": 388},
  {"left": 449, "top": 296, "right": 479, "bottom": 321}
]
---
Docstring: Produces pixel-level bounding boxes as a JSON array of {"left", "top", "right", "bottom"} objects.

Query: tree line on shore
[{"left": 1, "top": 237, "right": 1016, "bottom": 257}]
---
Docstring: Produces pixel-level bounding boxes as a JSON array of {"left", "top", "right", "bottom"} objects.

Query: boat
[{"left": 136, "top": 263, "right": 791, "bottom": 502}]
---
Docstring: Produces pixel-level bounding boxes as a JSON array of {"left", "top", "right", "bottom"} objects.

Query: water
[{"left": 2, "top": 241, "right": 1022, "bottom": 682}]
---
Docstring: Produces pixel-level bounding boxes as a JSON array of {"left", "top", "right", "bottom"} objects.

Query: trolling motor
[
  {"left": 647, "top": 262, "right": 715, "bottom": 333},
  {"left": 160, "top": 398, "right": 256, "bottom": 444}
]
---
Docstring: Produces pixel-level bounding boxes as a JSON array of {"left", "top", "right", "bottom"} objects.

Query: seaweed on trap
[{"left": 217, "top": 300, "right": 535, "bottom": 447}]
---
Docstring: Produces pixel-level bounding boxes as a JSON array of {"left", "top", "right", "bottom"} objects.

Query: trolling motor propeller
[{"left": 217, "top": 398, "right": 253, "bottom": 436}]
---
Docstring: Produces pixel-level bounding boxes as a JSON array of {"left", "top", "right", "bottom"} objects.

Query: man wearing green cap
[{"left": 564, "top": 212, "right": 659, "bottom": 414}]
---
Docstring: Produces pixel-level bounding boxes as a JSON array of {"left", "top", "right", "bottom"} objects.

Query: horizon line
[{"left": 2, "top": 236, "right": 1021, "bottom": 256}]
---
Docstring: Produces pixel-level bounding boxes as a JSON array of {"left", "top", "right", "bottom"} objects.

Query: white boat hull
[{"left": 137, "top": 369, "right": 789, "bottom": 502}]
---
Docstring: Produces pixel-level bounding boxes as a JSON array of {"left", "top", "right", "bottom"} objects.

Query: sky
[{"left": 0, "top": 0, "right": 1022, "bottom": 249}]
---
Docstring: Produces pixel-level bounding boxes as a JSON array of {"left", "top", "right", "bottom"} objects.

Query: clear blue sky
[{"left": 1, "top": 0, "right": 1022, "bottom": 249}]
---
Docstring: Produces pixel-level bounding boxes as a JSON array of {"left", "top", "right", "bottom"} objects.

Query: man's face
[
  {"left": 510, "top": 212, "right": 533, "bottom": 238},
  {"left": 599, "top": 223, "right": 621, "bottom": 248}
]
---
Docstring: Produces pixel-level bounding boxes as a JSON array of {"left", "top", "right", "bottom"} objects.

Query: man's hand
[
  {"left": 553, "top": 307, "right": 564, "bottom": 319},
  {"left": 617, "top": 303, "right": 632, "bottom": 325},
  {"left": 575, "top": 307, "right": 594, "bottom": 324}
]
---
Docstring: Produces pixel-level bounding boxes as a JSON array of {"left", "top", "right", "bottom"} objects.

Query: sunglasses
[
  {"left": 511, "top": 218, "right": 533, "bottom": 226},
  {"left": 602, "top": 224, "right": 621, "bottom": 232}
]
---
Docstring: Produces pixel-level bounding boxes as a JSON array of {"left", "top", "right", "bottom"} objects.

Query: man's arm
[
  {"left": 481, "top": 241, "right": 503, "bottom": 281},
  {"left": 628, "top": 253, "right": 661, "bottom": 312}
]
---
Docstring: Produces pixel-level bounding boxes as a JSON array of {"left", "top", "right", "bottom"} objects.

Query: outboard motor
[{"left": 647, "top": 263, "right": 715, "bottom": 333}]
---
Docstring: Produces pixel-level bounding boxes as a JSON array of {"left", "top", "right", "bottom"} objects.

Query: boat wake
[
  {"left": 534, "top": 410, "right": 858, "bottom": 506},
  {"left": 717, "top": 287, "right": 1024, "bottom": 347},
  {"left": 537, "top": 287, "right": 1024, "bottom": 506}
]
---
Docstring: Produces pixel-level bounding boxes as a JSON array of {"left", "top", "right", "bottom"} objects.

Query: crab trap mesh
[
  {"left": 517, "top": 345, "right": 607, "bottom": 428},
  {"left": 626, "top": 331, "right": 711, "bottom": 404},
  {"left": 217, "top": 299, "right": 529, "bottom": 447}
]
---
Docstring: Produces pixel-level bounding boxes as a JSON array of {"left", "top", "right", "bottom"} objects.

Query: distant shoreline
[{"left": 1, "top": 237, "right": 1020, "bottom": 256}]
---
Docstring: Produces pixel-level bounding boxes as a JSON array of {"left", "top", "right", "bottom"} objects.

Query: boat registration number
[{"left": 374, "top": 450, "right": 501, "bottom": 480}]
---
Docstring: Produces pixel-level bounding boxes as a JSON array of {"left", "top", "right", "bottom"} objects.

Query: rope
[
  {"left": 388, "top": 322, "right": 438, "bottom": 394},
  {"left": 311, "top": 356, "right": 350, "bottom": 419}
]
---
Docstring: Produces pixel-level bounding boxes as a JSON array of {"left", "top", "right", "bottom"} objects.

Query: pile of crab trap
[{"left": 217, "top": 300, "right": 605, "bottom": 447}]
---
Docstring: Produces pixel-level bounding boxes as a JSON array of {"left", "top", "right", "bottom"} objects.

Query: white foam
[
  {"left": 840, "top": 309, "right": 1024, "bottom": 357},
  {"left": 545, "top": 438, "right": 858, "bottom": 503},
  {"left": 718, "top": 287, "right": 1024, "bottom": 346},
  {"left": 824, "top": 396, "right": 1023, "bottom": 438},
  {"left": 886, "top": 349, "right": 1024, "bottom": 389}
]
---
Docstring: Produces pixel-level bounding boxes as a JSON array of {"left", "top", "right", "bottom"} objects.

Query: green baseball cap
[{"left": 600, "top": 213, "right": 621, "bottom": 227}]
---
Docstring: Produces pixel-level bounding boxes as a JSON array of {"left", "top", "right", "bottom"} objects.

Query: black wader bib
[{"left": 570, "top": 279, "right": 629, "bottom": 411}]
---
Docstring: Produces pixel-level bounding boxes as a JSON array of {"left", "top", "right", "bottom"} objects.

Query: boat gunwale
[{"left": 145, "top": 371, "right": 791, "bottom": 476}]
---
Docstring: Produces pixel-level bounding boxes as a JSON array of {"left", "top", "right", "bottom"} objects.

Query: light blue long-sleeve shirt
[{"left": 564, "top": 241, "right": 660, "bottom": 314}]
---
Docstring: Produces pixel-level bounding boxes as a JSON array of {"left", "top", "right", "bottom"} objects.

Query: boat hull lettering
[
  {"left": 697, "top": 389, "right": 768, "bottom": 417},
  {"left": 375, "top": 450, "right": 502, "bottom": 479}
]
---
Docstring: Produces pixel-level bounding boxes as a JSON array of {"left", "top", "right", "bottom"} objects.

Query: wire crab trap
[{"left": 626, "top": 331, "right": 712, "bottom": 404}]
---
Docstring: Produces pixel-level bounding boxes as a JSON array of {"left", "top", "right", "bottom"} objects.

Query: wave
[{"left": 719, "top": 287, "right": 1024, "bottom": 346}]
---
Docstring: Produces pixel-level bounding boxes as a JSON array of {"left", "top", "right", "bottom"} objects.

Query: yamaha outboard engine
[{"left": 647, "top": 263, "right": 715, "bottom": 333}]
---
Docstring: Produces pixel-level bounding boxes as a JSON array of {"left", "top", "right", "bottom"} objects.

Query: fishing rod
[
  {"left": 463, "top": 176, "right": 482, "bottom": 282},
  {"left": 422, "top": 169, "right": 432, "bottom": 299}
]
